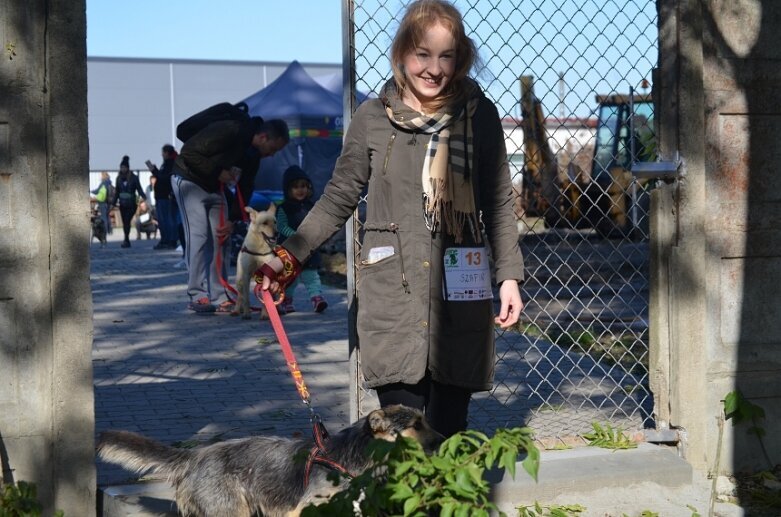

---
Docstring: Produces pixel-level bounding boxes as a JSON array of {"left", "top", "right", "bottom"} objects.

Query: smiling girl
[{"left": 262, "top": 0, "right": 524, "bottom": 436}]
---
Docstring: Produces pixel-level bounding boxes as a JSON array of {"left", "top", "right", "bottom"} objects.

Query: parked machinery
[
  {"left": 581, "top": 91, "right": 655, "bottom": 237},
  {"left": 518, "top": 80, "right": 656, "bottom": 238}
]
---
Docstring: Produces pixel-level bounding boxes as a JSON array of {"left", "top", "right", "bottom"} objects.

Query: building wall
[{"left": 87, "top": 57, "right": 340, "bottom": 172}]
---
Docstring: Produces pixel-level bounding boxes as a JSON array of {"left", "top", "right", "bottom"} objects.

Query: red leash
[
  {"left": 258, "top": 289, "right": 354, "bottom": 484},
  {"left": 260, "top": 289, "right": 310, "bottom": 402}
]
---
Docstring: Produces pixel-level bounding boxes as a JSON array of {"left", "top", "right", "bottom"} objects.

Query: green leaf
[
  {"left": 389, "top": 483, "right": 414, "bottom": 501},
  {"left": 446, "top": 435, "right": 462, "bottom": 457},
  {"left": 522, "top": 447, "right": 540, "bottom": 481},
  {"left": 403, "top": 495, "right": 421, "bottom": 516},
  {"left": 431, "top": 455, "right": 451, "bottom": 470},
  {"left": 395, "top": 460, "right": 414, "bottom": 476},
  {"left": 501, "top": 450, "right": 517, "bottom": 478},
  {"left": 455, "top": 503, "right": 470, "bottom": 517}
]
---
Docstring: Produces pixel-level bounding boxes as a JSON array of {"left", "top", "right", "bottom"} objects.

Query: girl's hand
[
  {"left": 495, "top": 280, "right": 523, "bottom": 329},
  {"left": 260, "top": 256, "right": 285, "bottom": 293}
]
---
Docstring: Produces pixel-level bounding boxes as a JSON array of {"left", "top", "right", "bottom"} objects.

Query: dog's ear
[
  {"left": 266, "top": 202, "right": 277, "bottom": 217},
  {"left": 367, "top": 408, "right": 389, "bottom": 434},
  {"left": 245, "top": 206, "right": 256, "bottom": 215}
]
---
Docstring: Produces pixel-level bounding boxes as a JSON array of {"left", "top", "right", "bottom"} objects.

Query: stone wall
[
  {"left": 653, "top": 0, "right": 781, "bottom": 473},
  {"left": 0, "top": 1, "right": 94, "bottom": 514}
]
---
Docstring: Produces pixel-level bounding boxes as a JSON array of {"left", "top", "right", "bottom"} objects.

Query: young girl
[
  {"left": 276, "top": 165, "right": 328, "bottom": 314},
  {"left": 262, "top": 0, "right": 524, "bottom": 436}
]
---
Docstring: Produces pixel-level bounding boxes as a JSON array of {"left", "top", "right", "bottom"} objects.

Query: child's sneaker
[
  {"left": 311, "top": 295, "right": 328, "bottom": 313},
  {"left": 188, "top": 297, "right": 216, "bottom": 313},
  {"left": 282, "top": 298, "right": 296, "bottom": 314}
]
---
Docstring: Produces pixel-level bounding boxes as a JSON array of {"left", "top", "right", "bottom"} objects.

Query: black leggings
[
  {"left": 375, "top": 375, "right": 472, "bottom": 437},
  {"left": 119, "top": 205, "right": 136, "bottom": 242}
]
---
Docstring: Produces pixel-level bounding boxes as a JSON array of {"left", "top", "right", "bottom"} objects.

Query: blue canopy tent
[{"left": 242, "top": 61, "right": 350, "bottom": 201}]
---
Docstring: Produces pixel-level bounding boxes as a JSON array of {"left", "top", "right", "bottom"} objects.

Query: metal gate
[{"left": 345, "top": 0, "right": 659, "bottom": 444}]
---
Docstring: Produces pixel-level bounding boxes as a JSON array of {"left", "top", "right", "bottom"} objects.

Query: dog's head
[
  {"left": 366, "top": 405, "right": 444, "bottom": 454},
  {"left": 245, "top": 204, "right": 277, "bottom": 246}
]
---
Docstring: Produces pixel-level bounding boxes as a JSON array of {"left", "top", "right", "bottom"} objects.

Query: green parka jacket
[{"left": 283, "top": 89, "right": 524, "bottom": 391}]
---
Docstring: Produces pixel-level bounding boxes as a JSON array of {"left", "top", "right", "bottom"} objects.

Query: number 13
[{"left": 465, "top": 250, "right": 482, "bottom": 266}]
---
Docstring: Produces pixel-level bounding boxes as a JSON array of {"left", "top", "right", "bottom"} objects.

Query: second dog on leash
[
  {"left": 91, "top": 209, "right": 108, "bottom": 247},
  {"left": 234, "top": 203, "right": 278, "bottom": 319},
  {"left": 97, "top": 405, "right": 444, "bottom": 517}
]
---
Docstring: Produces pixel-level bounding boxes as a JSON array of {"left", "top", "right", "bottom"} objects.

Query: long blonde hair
[{"left": 390, "top": 0, "right": 477, "bottom": 112}]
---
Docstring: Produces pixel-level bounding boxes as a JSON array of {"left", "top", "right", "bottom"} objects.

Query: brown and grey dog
[
  {"left": 97, "top": 405, "right": 444, "bottom": 517},
  {"left": 234, "top": 204, "right": 278, "bottom": 319}
]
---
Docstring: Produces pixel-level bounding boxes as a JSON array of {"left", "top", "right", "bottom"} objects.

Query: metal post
[{"left": 341, "top": 0, "right": 361, "bottom": 424}]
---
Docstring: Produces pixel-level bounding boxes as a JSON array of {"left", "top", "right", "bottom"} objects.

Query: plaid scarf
[{"left": 381, "top": 80, "right": 481, "bottom": 243}]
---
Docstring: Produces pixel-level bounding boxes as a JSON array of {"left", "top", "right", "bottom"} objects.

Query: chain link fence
[{"left": 346, "top": 0, "right": 658, "bottom": 443}]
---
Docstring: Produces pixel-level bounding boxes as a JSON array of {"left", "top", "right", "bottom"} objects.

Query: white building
[
  {"left": 502, "top": 116, "right": 597, "bottom": 184},
  {"left": 87, "top": 57, "right": 340, "bottom": 189}
]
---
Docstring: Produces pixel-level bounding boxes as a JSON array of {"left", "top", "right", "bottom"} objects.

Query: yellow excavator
[
  {"left": 581, "top": 91, "right": 655, "bottom": 237},
  {"left": 518, "top": 76, "right": 559, "bottom": 221},
  {"left": 519, "top": 76, "right": 655, "bottom": 237}
]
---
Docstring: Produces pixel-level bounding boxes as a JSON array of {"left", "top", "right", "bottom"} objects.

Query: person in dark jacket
[
  {"left": 171, "top": 116, "right": 289, "bottom": 313},
  {"left": 261, "top": 0, "right": 524, "bottom": 437},
  {"left": 276, "top": 166, "right": 327, "bottom": 314},
  {"left": 146, "top": 144, "right": 179, "bottom": 249},
  {"left": 112, "top": 156, "right": 146, "bottom": 248}
]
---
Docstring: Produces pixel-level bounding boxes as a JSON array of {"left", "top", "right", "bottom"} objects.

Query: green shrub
[
  {"left": 0, "top": 481, "right": 63, "bottom": 517},
  {"left": 303, "top": 427, "right": 539, "bottom": 516}
]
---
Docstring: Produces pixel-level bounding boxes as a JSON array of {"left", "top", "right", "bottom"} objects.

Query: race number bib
[{"left": 443, "top": 247, "right": 492, "bottom": 301}]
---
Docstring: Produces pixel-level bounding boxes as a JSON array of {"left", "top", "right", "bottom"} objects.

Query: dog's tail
[{"left": 97, "top": 430, "right": 190, "bottom": 477}]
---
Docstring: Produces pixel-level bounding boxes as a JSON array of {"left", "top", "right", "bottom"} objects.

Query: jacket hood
[{"left": 282, "top": 165, "right": 313, "bottom": 198}]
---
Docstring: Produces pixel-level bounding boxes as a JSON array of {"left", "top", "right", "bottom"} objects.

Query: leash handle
[{"left": 261, "top": 289, "right": 310, "bottom": 403}]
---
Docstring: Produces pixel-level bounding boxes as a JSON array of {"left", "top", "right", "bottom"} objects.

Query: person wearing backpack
[
  {"left": 112, "top": 155, "right": 147, "bottom": 248},
  {"left": 171, "top": 116, "right": 289, "bottom": 313},
  {"left": 91, "top": 171, "right": 113, "bottom": 235}
]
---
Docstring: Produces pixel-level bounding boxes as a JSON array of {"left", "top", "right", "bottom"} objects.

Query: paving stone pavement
[
  {"left": 92, "top": 234, "right": 733, "bottom": 517},
  {"left": 91, "top": 232, "right": 351, "bottom": 487}
]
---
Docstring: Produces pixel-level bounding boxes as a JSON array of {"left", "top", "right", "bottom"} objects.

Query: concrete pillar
[
  {"left": 655, "top": 0, "right": 781, "bottom": 473},
  {"left": 0, "top": 1, "right": 95, "bottom": 514}
]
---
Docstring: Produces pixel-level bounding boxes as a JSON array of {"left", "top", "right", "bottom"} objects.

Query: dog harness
[{"left": 303, "top": 416, "right": 355, "bottom": 486}]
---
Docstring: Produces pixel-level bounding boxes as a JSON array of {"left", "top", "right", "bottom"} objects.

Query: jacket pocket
[{"left": 358, "top": 253, "right": 410, "bottom": 331}]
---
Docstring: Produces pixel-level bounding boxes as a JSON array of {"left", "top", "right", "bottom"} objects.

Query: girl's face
[
  {"left": 401, "top": 21, "right": 456, "bottom": 113},
  {"left": 120, "top": 165, "right": 129, "bottom": 174},
  {"left": 289, "top": 179, "right": 310, "bottom": 201}
]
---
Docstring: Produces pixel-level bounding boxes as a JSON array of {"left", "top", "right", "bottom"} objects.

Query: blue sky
[
  {"left": 87, "top": 0, "right": 343, "bottom": 63},
  {"left": 87, "top": 0, "right": 658, "bottom": 119}
]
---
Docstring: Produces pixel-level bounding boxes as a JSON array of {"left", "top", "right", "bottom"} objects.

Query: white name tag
[{"left": 443, "top": 247, "right": 493, "bottom": 301}]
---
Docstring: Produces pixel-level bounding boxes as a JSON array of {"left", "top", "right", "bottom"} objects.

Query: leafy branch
[
  {"left": 0, "top": 481, "right": 64, "bottom": 517},
  {"left": 582, "top": 422, "right": 637, "bottom": 450},
  {"left": 723, "top": 390, "right": 774, "bottom": 470},
  {"left": 303, "top": 427, "right": 539, "bottom": 517}
]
